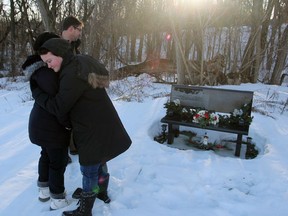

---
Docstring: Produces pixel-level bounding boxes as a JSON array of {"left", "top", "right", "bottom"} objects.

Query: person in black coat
[
  {"left": 61, "top": 15, "right": 83, "bottom": 55},
  {"left": 60, "top": 15, "right": 112, "bottom": 204},
  {"left": 32, "top": 38, "right": 132, "bottom": 216},
  {"left": 61, "top": 15, "right": 83, "bottom": 156},
  {"left": 22, "top": 33, "right": 71, "bottom": 210}
]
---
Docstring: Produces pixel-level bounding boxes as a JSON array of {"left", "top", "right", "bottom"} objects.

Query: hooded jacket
[
  {"left": 22, "top": 55, "right": 70, "bottom": 148},
  {"left": 33, "top": 39, "right": 132, "bottom": 165}
]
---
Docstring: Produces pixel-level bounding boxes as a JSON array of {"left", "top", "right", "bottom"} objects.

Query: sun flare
[{"left": 175, "top": 0, "right": 216, "bottom": 8}]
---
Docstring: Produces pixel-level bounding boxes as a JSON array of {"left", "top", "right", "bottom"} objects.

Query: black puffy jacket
[{"left": 23, "top": 55, "right": 70, "bottom": 148}]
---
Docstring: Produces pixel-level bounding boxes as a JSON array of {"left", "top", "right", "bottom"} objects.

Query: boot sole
[{"left": 39, "top": 197, "right": 50, "bottom": 202}]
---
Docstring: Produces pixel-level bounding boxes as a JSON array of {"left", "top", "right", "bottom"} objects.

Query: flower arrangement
[
  {"left": 218, "top": 102, "right": 253, "bottom": 129},
  {"left": 164, "top": 99, "right": 252, "bottom": 129},
  {"left": 164, "top": 99, "right": 183, "bottom": 118},
  {"left": 192, "top": 110, "right": 219, "bottom": 127},
  {"left": 164, "top": 99, "right": 219, "bottom": 127}
]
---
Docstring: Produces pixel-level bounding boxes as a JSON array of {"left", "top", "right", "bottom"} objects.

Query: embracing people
[{"left": 32, "top": 38, "right": 132, "bottom": 216}]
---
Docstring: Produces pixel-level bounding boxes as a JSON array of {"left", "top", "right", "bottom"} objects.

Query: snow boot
[
  {"left": 50, "top": 192, "right": 70, "bottom": 210},
  {"left": 72, "top": 174, "right": 111, "bottom": 203},
  {"left": 39, "top": 186, "right": 50, "bottom": 202},
  {"left": 97, "top": 173, "right": 111, "bottom": 203},
  {"left": 62, "top": 192, "right": 97, "bottom": 216}
]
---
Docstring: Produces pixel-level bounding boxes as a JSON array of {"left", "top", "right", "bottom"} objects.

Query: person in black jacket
[
  {"left": 22, "top": 33, "right": 71, "bottom": 210},
  {"left": 32, "top": 38, "right": 132, "bottom": 216},
  {"left": 61, "top": 15, "right": 112, "bottom": 204},
  {"left": 61, "top": 15, "right": 83, "bottom": 54},
  {"left": 61, "top": 15, "right": 82, "bottom": 157}
]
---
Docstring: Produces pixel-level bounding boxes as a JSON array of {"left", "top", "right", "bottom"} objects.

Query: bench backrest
[{"left": 170, "top": 85, "right": 253, "bottom": 113}]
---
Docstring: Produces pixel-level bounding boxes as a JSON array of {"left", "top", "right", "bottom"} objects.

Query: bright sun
[{"left": 175, "top": 0, "right": 216, "bottom": 8}]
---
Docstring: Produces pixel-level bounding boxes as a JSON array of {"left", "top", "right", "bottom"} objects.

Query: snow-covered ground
[{"left": 0, "top": 75, "right": 288, "bottom": 216}]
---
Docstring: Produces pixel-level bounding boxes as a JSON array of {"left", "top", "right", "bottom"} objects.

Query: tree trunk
[
  {"left": 252, "top": 0, "right": 263, "bottom": 83},
  {"left": 239, "top": 0, "right": 264, "bottom": 83},
  {"left": 130, "top": 33, "right": 136, "bottom": 62},
  {"left": 9, "top": 0, "right": 16, "bottom": 77},
  {"left": 36, "top": 0, "right": 56, "bottom": 32},
  {"left": 175, "top": 32, "right": 185, "bottom": 84},
  {"left": 21, "top": 0, "right": 34, "bottom": 52},
  {"left": 270, "top": 25, "right": 288, "bottom": 85},
  {"left": 137, "top": 34, "right": 144, "bottom": 62}
]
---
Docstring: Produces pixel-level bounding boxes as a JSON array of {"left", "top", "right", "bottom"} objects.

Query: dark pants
[{"left": 38, "top": 146, "right": 68, "bottom": 195}]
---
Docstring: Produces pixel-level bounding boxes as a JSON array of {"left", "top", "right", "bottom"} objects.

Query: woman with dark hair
[
  {"left": 61, "top": 16, "right": 113, "bottom": 204},
  {"left": 22, "top": 33, "right": 71, "bottom": 210},
  {"left": 32, "top": 38, "right": 132, "bottom": 216}
]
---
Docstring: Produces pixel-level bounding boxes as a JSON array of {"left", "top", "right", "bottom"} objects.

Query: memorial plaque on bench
[{"left": 171, "top": 85, "right": 253, "bottom": 113}]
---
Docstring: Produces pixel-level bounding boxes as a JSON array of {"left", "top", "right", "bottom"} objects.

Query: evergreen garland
[{"left": 164, "top": 100, "right": 253, "bottom": 129}]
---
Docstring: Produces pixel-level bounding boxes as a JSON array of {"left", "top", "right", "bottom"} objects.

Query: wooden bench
[{"left": 161, "top": 85, "right": 254, "bottom": 157}]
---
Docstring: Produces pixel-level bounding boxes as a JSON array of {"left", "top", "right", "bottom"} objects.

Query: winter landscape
[{"left": 0, "top": 74, "right": 288, "bottom": 216}]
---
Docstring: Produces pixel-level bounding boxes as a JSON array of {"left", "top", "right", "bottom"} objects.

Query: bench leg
[
  {"left": 167, "top": 124, "right": 179, "bottom": 144},
  {"left": 235, "top": 134, "right": 243, "bottom": 157}
]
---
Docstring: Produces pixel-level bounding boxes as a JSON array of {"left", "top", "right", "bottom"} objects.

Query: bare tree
[
  {"left": 0, "top": 2, "right": 11, "bottom": 70},
  {"left": 0, "top": 0, "right": 287, "bottom": 86},
  {"left": 270, "top": 25, "right": 288, "bottom": 84},
  {"left": 8, "top": 0, "right": 16, "bottom": 76},
  {"left": 35, "top": 0, "right": 58, "bottom": 32}
]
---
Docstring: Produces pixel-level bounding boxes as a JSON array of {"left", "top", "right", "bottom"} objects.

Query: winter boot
[
  {"left": 62, "top": 192, "right": 97, "bottom": 216},
  {"left": 50, "top": 192, "right": 70, "bottom": 210},
  {"left": 72, "top": 174, "right": 111, "bottom": 204},
  {"left": 39, "top": 186, "right": 50, "bottom": 202},
  {"left": 97, "top": 174, "right": 111, "bottom": 203}
]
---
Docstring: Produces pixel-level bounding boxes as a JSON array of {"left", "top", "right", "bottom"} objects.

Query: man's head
[
  {"left": 61, "top": 16, "right": 83, "bottom": 42},
  {"left": 38, "top": 38, "right": 71, "bottom": 72}
]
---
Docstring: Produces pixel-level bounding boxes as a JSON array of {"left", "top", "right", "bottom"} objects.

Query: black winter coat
[
  {"left": 33, "top": 53, "right": 132, "bottom": 165},
  {"left": 23, "top": 55, "right": 70, "bottom": 148}
]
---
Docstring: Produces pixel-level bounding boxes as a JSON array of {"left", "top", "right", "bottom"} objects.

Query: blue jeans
[{"left": 80, "top": 163, "right": 104, "bottom": 193}]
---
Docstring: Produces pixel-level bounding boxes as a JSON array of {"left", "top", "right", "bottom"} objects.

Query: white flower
[
  {"left": 233, "top": 109, "right": 243, "bottom": 116},
  {"left": 209, "top": 113, "right": 219, "bottom": 125},
  {"left": 182, "top": 108, "right": 188, "bottom": 113},
  {"left": 173, "top": 99, "right": 181, "bottom": 106},
  {"left": 192, "top": 117, "right": 199, "bottom": 123},
  {"left": 190, "top": 108, "right": 196, "bottom": 113},
  {"left": 197, "top": 110, "right": 207, "bottom": 116},
  {"left": 192, "top": 110, "right": 207, "bottom": 123},
  {"left": 192, "top": 110, "right": 219, "bottom": 126}
]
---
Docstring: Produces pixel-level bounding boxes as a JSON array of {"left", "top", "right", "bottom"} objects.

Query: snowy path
[{"left": 1, "top": 79, "right": 288, "bottom": 216}]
